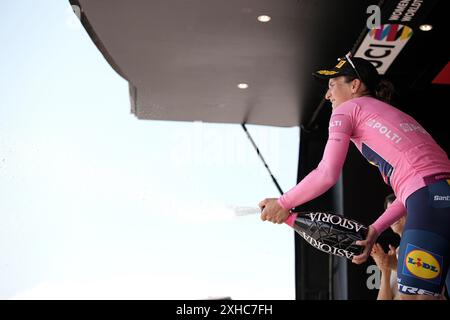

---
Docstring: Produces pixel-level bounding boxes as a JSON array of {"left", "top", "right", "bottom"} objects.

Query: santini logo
[{"left": 434, "top": 195, "right": 450, "bottom": 201}]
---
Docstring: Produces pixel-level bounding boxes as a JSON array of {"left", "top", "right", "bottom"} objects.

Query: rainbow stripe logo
[
  {"left": 369, "top": 24, "right": 413, "bottom": 42},
  {"left": 355, "top": 23, "right": 414, "bottom": 74}
]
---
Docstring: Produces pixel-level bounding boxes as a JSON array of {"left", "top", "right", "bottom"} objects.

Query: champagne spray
[{"left": 233, "top": 207, "right": 368, "bottom": 260}]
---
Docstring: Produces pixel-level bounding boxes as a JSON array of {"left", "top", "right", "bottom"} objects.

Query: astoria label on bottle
[{"left": 285, "top": 211, "right": 368, "bottom": 260}]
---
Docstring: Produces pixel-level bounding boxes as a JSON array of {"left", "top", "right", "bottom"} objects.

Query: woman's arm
[
  {"left": 261, "top": 113, "right": 353, "bottom": 222},
  {"left": 278, "top": 128, "right": 351, "bottom": 210},
  {"left": 377, "top": 269, "right": 394, "bottom": 300},
  {"left": 371, "top": 198, "right": 407, "bottom": 234},
  {"left": 371, "top": 243, "right": 398, "bottom": 300}
]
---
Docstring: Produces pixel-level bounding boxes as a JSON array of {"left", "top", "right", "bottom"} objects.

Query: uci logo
[
  {"left": 406, "top": 250, "right": 441, "bottom": 280},
  {"left": 355, "top": 24, "right": 414, "bottom": 74}
]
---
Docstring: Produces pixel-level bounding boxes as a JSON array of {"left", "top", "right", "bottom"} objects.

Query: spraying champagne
[
  {"left": 234, "top": 206, "right": 368, "bottom": 260},
  {"left": 241, "top": 124, "right": 368, "bottom": 259}
]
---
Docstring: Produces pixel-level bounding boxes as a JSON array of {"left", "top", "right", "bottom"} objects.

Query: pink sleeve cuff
[
  {"left": 370, "top": 198, "right": 407, "bottom": 234},
  {"left": 278, "top": 197, "right": 291, "bottom": 210}
]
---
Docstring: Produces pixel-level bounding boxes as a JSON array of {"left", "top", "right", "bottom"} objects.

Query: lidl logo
[{"left": 404, "top": 245, "right": 442, "bottom": 282}]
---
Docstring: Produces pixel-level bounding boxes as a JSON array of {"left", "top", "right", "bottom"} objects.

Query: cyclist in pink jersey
[{"left": 259, "top": 54, "right": 450, "bottom": 300}]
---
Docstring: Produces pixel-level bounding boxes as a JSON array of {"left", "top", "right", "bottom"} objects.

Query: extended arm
[{"left": 278, "top": 114, "right": 352, "bottom": 210}]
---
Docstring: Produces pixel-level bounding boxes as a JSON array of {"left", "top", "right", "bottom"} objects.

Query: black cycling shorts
[{"left": 397, "top": 178, "right": 450, "bottom": 296}]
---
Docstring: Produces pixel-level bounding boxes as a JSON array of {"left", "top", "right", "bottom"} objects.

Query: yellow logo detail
[
  {"left": 317, "top": 70, "right": 338, "bottom": 75},
  {"left": 335, "top": 60, "right": 346, "bottom": 69},
  {"left": 406, "top": 250, "right": 441, "bottom": 280}
]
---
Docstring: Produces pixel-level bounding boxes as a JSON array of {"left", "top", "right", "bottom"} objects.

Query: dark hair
[
  {"left": 375, "top": 80, "right": 395, "bottom": 104},
  {"left": 384, "top": 193, "right": 396, "bottom": 209},
  {"left": 343, "top": 76, "right": 395, "bottom": 104}
]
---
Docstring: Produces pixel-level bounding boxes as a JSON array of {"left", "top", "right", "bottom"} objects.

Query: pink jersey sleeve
[
  {"left": 371, "top": 198, "right": 407, "bottom": 234},
  {"left": 278, "top": 114, "right": 352, "bottom": 210}
]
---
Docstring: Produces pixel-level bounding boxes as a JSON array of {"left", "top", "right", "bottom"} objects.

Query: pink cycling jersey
[{"left": 278, "top": 96, "right": 450, "bottom": 234}]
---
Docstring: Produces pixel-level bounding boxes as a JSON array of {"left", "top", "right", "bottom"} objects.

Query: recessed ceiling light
[
  {"left": 257, "top": 15, "right": 271, "bottom": 23},
  {"left": 419, "top": 24, "right": 433, "bottom": 31},
  {"left": 237, "top": 83, "right": 249, "bottom": 89}
]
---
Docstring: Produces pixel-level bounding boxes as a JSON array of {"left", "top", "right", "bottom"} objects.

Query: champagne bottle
[{"left": 285, "top": 211, "right": 368, "bottom": 260}]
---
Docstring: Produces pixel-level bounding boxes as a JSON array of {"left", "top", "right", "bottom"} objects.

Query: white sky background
[{"left": 0, "top": 1, "right": 299, "bottom": 299}]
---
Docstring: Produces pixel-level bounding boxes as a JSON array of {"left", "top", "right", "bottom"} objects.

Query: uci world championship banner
[{"left": 355, "top": 0, "right": 439, "bottom": 74}]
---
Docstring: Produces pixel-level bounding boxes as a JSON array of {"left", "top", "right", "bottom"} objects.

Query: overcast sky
[{"left": 0, "top": 0, "right": 300, "bottom": 299}]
